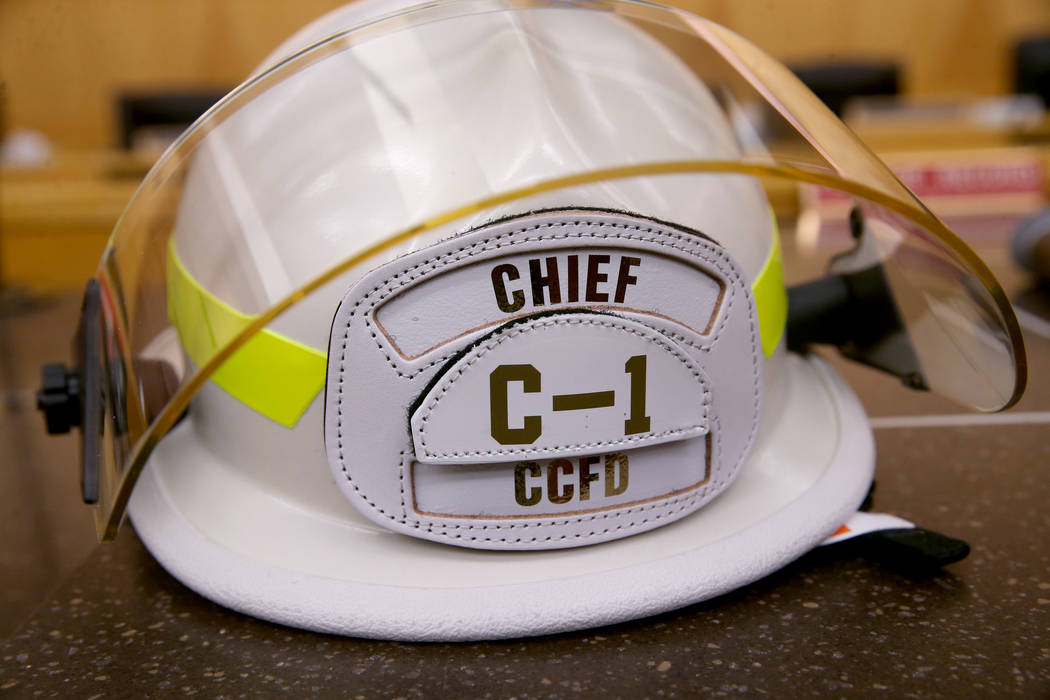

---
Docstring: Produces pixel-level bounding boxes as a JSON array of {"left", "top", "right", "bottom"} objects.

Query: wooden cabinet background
[{"left": 3, "top": 0, "right": 1050, "bottom": 149}]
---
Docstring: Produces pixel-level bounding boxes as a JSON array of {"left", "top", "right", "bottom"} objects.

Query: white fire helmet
[{"left": 40, "top": 0, "right": 1026, "bottom": 641}]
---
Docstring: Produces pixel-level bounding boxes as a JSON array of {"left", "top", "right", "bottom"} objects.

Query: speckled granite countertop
[{"left": 2, "top": 256, "right": 1048, "bottom": 698}]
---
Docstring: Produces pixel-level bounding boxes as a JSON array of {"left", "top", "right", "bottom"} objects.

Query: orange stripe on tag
[{"left": 832, "top": 524, "right": 851, "bottom": 537}]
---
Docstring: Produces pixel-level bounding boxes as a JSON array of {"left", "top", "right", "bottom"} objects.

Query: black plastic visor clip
[
  {"left": 35, "top": 279, "right": 103, "bottom": 504},
  {"left": 785, "top": 207, "right": 928, "bottom": 390}
]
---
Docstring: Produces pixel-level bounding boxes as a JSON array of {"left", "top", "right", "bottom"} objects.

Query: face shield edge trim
[{"left": 676, "top": 9, "right": 1027, "bottom": 408}]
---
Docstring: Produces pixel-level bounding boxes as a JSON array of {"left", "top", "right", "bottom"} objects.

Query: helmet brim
[{"left": 130, "top": 353, "right": 872, "bottom": 641}]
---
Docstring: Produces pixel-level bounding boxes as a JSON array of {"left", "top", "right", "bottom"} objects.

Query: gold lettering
[
  {"left": 624, "top": 354, "right": 651, "bottom": 435},
  {"left": 585, "top": 254, "right": 610, "bottom": 302},
  {"left": 513, "top": 461, "right": 542, "bottom": 506},
  {"left": 491, "top": 263, "right": 525, "bottom": 313},
  {"left": 614, "top": 256, "right": 640, "bottom": 303},
  {"left": 514, "top": 453, "right": 630, "bottom": 506},
  {"left": 529, "top": 257, "right": 562, "bottom": 307},
  {"left": 578, "top": 455, "right": 600, "bottom": 500},
  {"left": 548, "top": 459, "right": 574, "bottom": 504},
  {"left": 490, "top": 364, "right": 542, "bottom": 445},
  {"left": 604, "top": 453, "right": 629, "bottom": 496},
  {"left": 567, "top": 254, "right": 579, "bottom": 303}
]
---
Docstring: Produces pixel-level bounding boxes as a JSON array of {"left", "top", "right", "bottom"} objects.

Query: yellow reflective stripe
[
  {"left": 167, "top": 223, "right": 787, "bottom": 427},
  {"left": 166, "top": 240, "right": 327, "bottom": 428},
  {"left": 752, "top": 214, "right": 787, "bottom": 357}
]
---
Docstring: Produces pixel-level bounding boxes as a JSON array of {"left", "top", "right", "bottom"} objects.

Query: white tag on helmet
[{"left": 324, "top": 209, "right": 762, "bottom": 550}]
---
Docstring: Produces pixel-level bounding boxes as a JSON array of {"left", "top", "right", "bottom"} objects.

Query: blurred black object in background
[
  {"left": 1015, "top": 35, "right": 1050, "bottom": 107},
  {"left": 1013, "top": 207, "right": 1050, "bottom": 281},
  {"left": 116, "top": 90, "right": 227, "bottom": 151},
  {"left": 790, "top": 60, "right": 900, "bottom": 116}
]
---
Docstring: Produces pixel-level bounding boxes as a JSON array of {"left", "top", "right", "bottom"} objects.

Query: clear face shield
[{"left": 40, "top": 0, "right": 1024, "bottom": 545}]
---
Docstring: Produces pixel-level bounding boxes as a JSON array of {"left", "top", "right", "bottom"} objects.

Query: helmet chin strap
[{"left": 819, "top": 499, "right": 971, "bottom": 577}]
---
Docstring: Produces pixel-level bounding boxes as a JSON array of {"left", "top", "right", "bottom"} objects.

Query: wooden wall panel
[
  {"left": 2, "top": 0, "right": 1050, "bottom": 149},
  {"left": 0, "top": 0, "right": 347, "bottom": 148},
  {"left": 677, "top": 0, "right": 1050, "bottom": 97}
]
